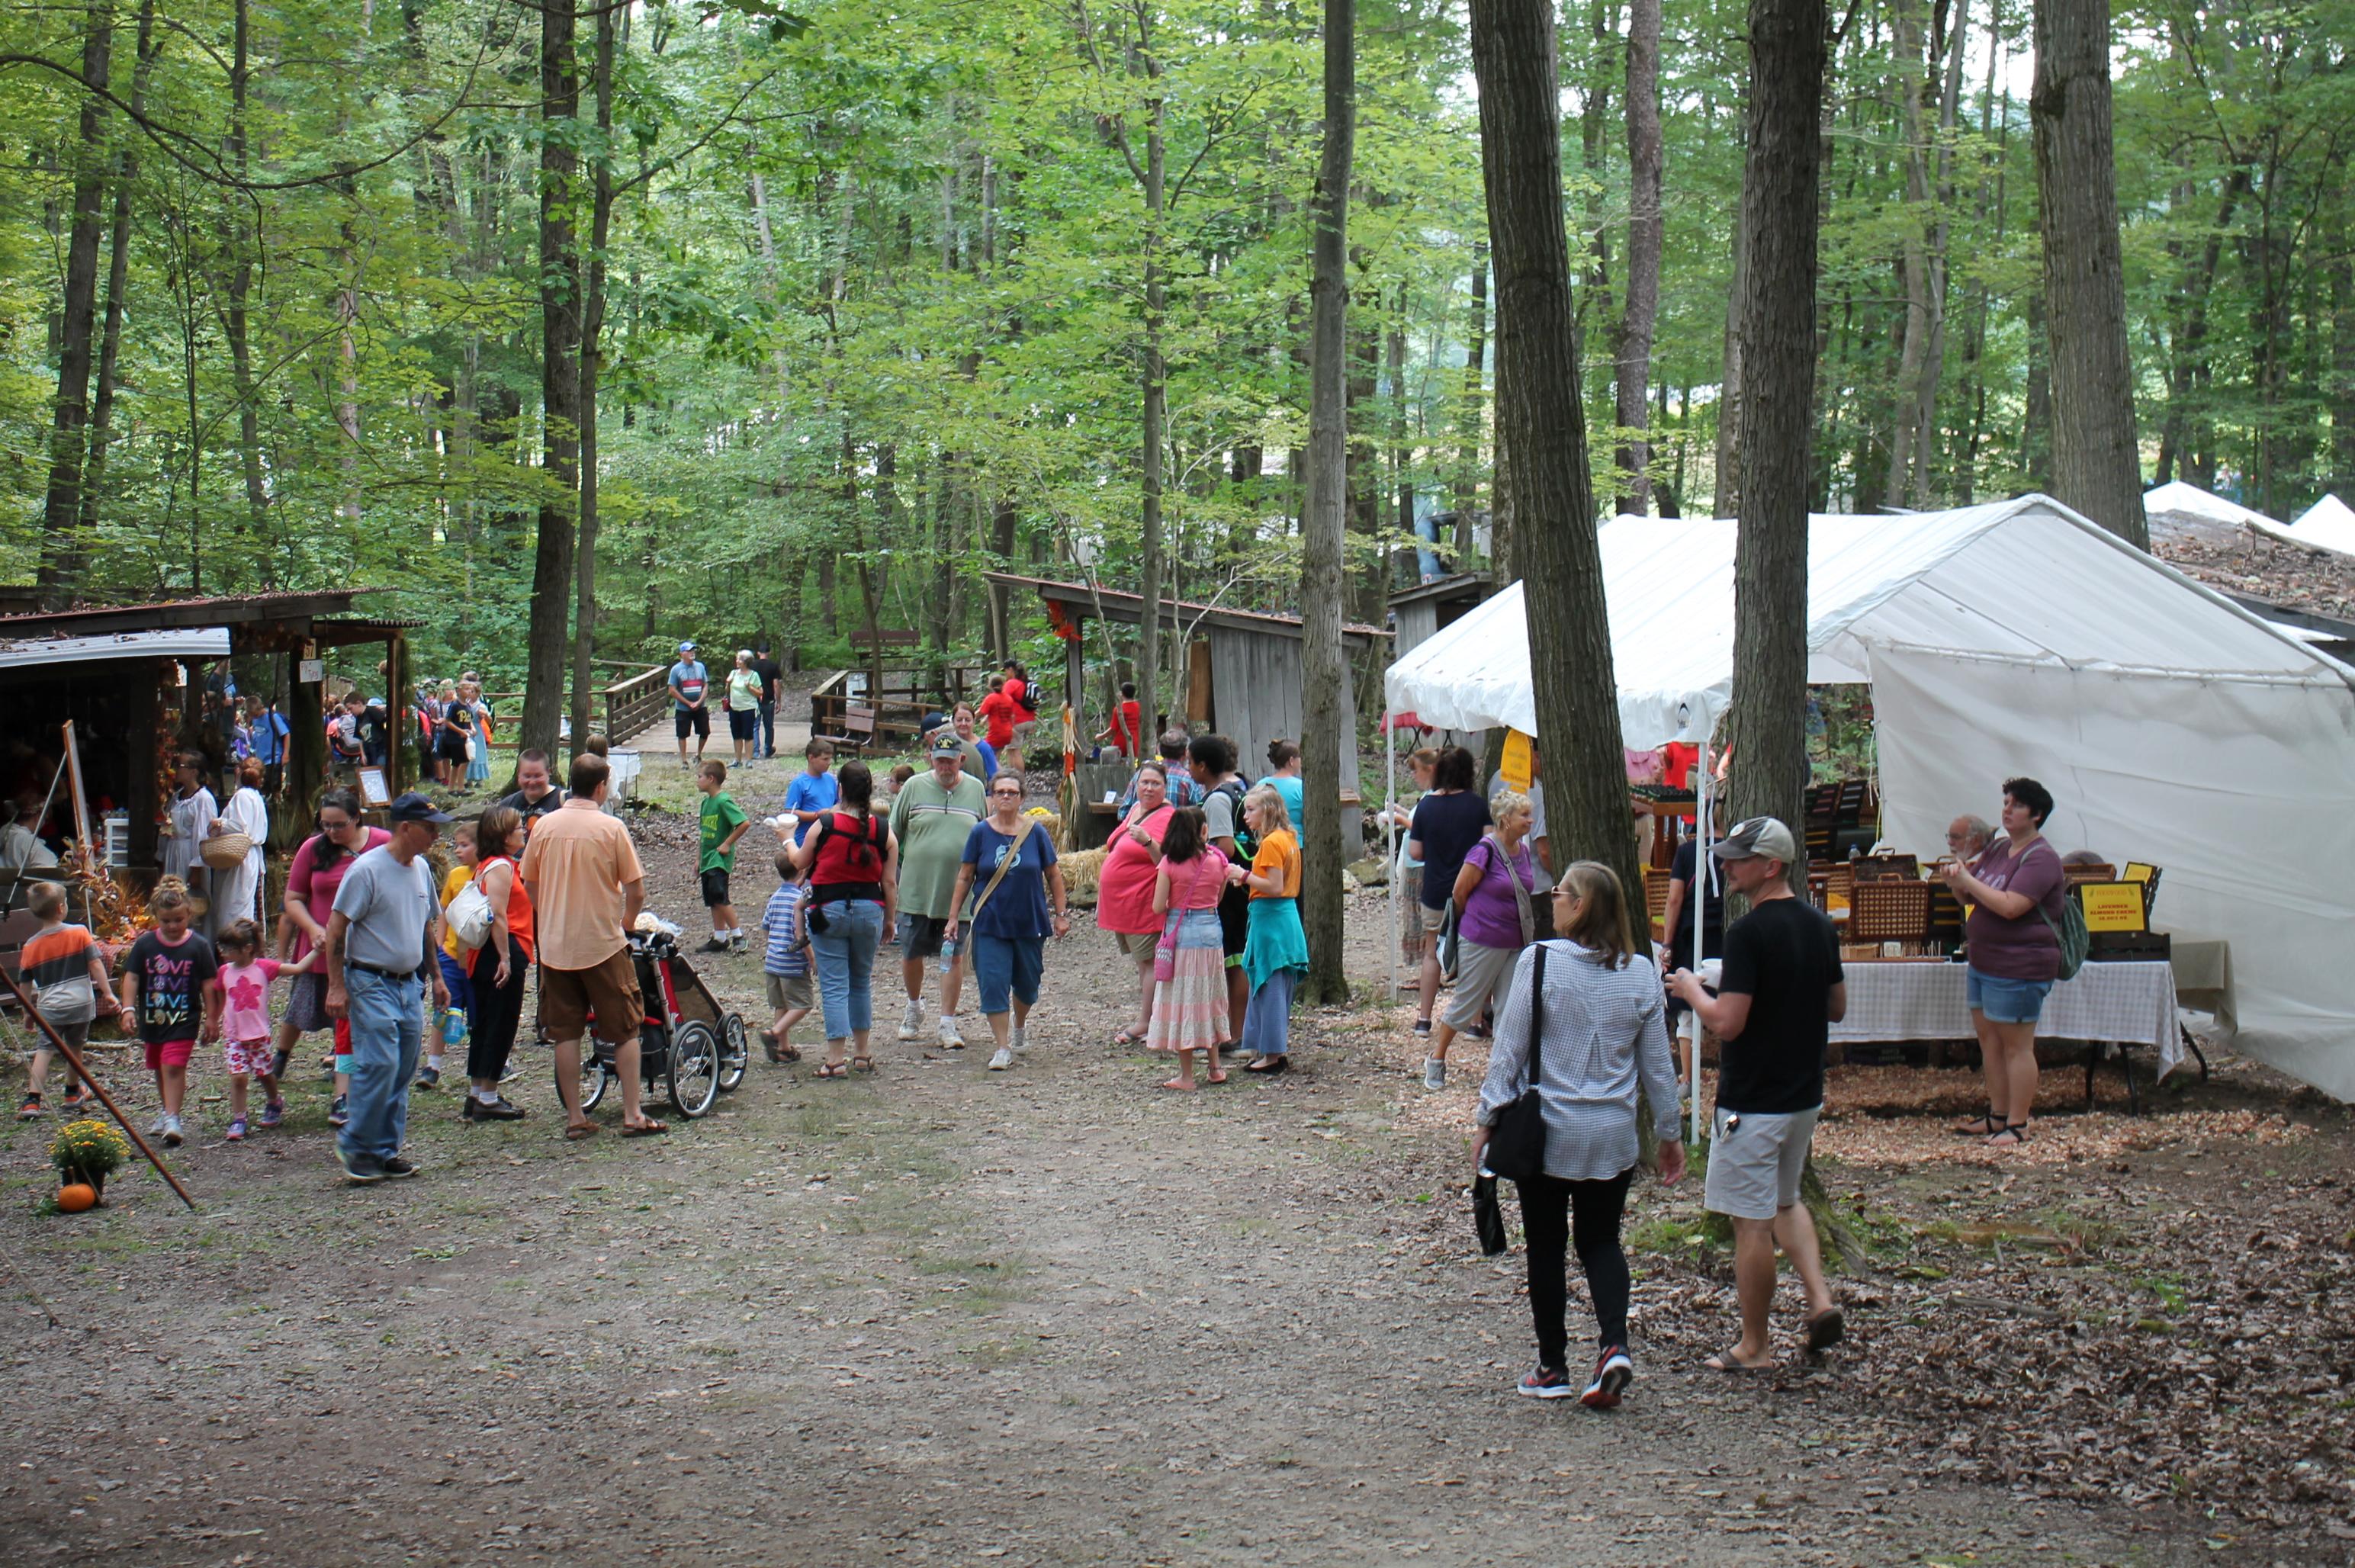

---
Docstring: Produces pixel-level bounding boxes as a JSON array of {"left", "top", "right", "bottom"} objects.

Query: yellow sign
[
  {"left": 2122, "top": 862, "right": 2157, "bottom": 884},
  {"left": 1500, "top": 728, "right": 1533, "bottom": 792},
  {"left": 2079, "top": 882, "right": 2148, "bottom": 933}
]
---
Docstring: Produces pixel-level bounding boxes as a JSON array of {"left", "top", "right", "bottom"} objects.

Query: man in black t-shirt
[
  {"left": 751, "top": 644, "right": 785, "bottom": 760},
  {"left": 1669, "top": 816, "right": 1847, "bottom": 1373}
]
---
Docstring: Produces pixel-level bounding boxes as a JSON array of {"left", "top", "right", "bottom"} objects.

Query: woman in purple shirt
[
  {"left": 1422, "top": 790, "right": 1543, "bottom": 1091},
  {"left": 1935, "top": 776, "right": 2067, "bottom": 1147}
]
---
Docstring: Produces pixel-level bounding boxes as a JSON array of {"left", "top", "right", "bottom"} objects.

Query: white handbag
[{"left": 446, "top": 870, "right": 495, "bottom": 950}]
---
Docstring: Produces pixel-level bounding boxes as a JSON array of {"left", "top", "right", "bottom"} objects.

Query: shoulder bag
[
  {"left": 1483, "top": 945, "right": 1553, "bottom": 1184},
  {"left": 445, "top": 871, "right": 495, "bottom": 951}
]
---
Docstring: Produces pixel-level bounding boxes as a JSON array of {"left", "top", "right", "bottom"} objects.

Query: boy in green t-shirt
[{"left": 698, "top": 759, "right": 751, "bottom": 953}]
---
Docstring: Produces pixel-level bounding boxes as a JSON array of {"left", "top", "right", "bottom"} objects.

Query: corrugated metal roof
[
  {"left": 0, "top": 588, "right": 388, "bottom": 637},
  {"left": 982, "top": 572, "right": 1390, "bottom": 643},
  {"left": 0, "top": 626, "right": 232, "bottom": 670}
]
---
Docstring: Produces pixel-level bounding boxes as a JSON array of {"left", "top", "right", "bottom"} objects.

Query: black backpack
[
  {"left": 1213, "top": 778, "right": 1258, "bottom": 863},
  {"left": 1013, "top": 680, "right": 1039, "bottom": 715}
]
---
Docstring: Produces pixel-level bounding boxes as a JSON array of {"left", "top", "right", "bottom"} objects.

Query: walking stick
[{"left": 3, "top": 969, "right": 199, "bottom": 1212}]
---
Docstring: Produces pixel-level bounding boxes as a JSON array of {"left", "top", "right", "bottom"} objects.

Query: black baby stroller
[{"left": 562, "top": 926, "right": 749, "bottom": 1119}]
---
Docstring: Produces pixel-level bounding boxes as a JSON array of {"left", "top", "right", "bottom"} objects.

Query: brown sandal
[{"left": 564, "top": 1122, "right": 597, "bottom": 1141}]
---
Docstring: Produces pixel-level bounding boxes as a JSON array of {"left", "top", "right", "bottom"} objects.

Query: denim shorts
[{"left": 1967, "top": 966, "right": 2054, "bottom": 1025}]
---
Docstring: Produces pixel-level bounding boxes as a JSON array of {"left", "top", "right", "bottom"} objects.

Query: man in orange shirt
[{"left": 519, "top": 754, "right": 662, "bottom": 1138}]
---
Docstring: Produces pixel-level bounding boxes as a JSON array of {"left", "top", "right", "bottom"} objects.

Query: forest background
[{"left": 5, "top": 0, "right": 2352, "bottom": 725}]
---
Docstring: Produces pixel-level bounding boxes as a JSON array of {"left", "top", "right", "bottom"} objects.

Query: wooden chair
[
  {"left": 811, "top": 702, "right": 876, "bottom": 758},
  {"left": 1642, "top": 866, "right": 1673, "bottom": 942}
]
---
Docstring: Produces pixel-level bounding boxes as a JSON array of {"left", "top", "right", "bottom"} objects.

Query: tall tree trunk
[
  {"left": 522, "top": 0, "right": 581, "bottom": 763},
  {"left": 1713, "top": 140, "right": 1749, "bottom": 519},
  {"left": 1454, "top": 240, "right": 1489, "bottom": 540},
  {"left": 569, "top": 3, "right": 617, "bottom": 753},
  {"left": 1135, "top": 36, "right": 1171, "bottom": 744},
  {"left": 1300, "top": 0, "right": 1354, "bottom": 1005},
  {"left": 2021, "top": 285, "right": 2053, "bottom": 487},
  {"left": 1614, "top": 0, "right": 1663, "bottom": 515},
  {"left": 1724, "top": 0, "right": 1825, "bottom": 890},
  {"left": 1889, "top": 0, "right": 1936, "bottom": 506},
  {"left": 227, "top": 0, "right": 268, "bottom": 549},
  {"left": 79, "top": 0, "right": 159, "bottom": 539},
  {"left": 2330, "top": 217, "right": 2354, "bottom": 493},
  {"left": 2031, "top": 0, "right": 2145, "bottom": 546},
  {"left": 36, "top": 0, "right": 114, "bottom": 601},
  {"left": 1467, "top": 0, "right": 1640, "bottom": 898},
  {"left": 1908, "top": 0, "right": 1968, "bottom": 505}
]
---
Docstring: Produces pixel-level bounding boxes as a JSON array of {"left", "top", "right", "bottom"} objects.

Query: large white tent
[
  {"left": 1385, "top": 493, "right": 2355, "bottom": 1098},
  {"left": 2141, "top": 479, "right": 2305, "bottom": 547}
]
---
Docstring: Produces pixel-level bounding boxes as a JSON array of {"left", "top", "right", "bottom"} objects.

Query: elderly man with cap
[
  {"left": 1667, "top": 816, "right": 1847, "bottom": 1372},
  {"left": 668, "top": 640, "right": 712, "bottom": 768},
  {"left": 323, "top": 792, "right": 453, "bottom": 1184},
  {"left": 887, "top": 734, "right": 987, "bottom": 1047}
]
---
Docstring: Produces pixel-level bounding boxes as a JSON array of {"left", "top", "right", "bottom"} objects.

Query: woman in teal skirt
[{"left": 1232, "top": 785, "right": 1309, "bottom": 1075}]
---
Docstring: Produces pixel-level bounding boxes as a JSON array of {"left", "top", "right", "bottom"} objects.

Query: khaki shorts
[
  {"left": 766, "top": 972, "right": 814, "bottom": 1012},
  {"left": 1703, "top": 1104, "right": 1822, "bottom": 1221},
  {"left": 1112, "top": 929, "right": 1158, "bottom": 960},
  {"left": 540, "top": 949, "right": 644, "bottom": 1047}
]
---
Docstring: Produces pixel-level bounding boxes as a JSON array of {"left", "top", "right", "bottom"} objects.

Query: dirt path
[{"left": 0, "top": 766, "right": 2315, "bottom": 1563}]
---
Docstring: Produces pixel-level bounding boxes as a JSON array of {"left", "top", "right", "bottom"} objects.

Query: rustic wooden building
[{"left": 985, "top": 573, "right": 1389, "bottom": 805}]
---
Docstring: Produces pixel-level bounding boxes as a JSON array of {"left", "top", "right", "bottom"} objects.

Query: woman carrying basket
[
  {"left": 946, "top": 773, "right": 1071, "bottom": 1073},
  {"left": 1473, "top": 862, "right": 1685, "bottom": 1409}
]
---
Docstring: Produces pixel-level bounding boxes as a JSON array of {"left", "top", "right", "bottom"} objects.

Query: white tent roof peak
[
  {"left": 1384, "top": 493, "right": 2351, "bottom": 750},
  {"left": 2292, "top": 493, "right": 2355, "bottom": 555},
  {"left": 2142, "top": 480, "right": 2301, "bottom": 545}
]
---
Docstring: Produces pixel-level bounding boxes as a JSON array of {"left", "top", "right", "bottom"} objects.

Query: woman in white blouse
[
  {"left": 207, "top": 756, "right": 270, "bottom": 935},
  {"left": 1472, "top": 861, "right": 1685, "bottom": 1410}
]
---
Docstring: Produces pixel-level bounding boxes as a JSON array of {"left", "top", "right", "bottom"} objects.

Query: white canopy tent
[
  {"left": 2141, "top": 479, "right": 2305, "bottom": 548},
  {"left": 2292, "top": 494, "right": 2355, "bottom": 556},
  {"left": 1384, "top": 494, "right": 2355, "bottom": 1100}
]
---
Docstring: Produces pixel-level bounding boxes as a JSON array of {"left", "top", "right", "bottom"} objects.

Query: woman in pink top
[
  {"left": 1095, "top": 761, "right": 1174, "bottom": 1046},
  {"left": 1145, "top": 807, "right": 1230, "bottom": 1089},
  {"left": 272, "top": 788, "right": 391, "bottom": 1117}
]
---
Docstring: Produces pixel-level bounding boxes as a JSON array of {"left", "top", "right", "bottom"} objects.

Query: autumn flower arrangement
[{"left": 50, "top": 1119, "right": 130, "bottom": 1184}]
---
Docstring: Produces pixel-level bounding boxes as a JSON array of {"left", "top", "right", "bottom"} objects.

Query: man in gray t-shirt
[{"left": 324, "top": 792, "right": 451, "bottom": 1184}]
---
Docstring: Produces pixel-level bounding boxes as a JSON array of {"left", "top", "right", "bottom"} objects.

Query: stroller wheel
[
  {"left": 668, "top": 1021, "right": 719, "bottom": 1118},
  {"left": 718, "top": 1016, "right": 750, "bottom": 1093}
]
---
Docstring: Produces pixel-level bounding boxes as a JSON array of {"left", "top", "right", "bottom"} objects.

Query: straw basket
[{"left": 199, "top": 831, "right": 253, "bottom": 870}]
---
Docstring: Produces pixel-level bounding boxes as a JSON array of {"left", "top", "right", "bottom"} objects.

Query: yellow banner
[{"left": 1500, "top": 729, "right": 1533, "bottom": 792}]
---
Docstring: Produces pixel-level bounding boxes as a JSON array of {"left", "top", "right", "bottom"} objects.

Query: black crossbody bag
[{"left": 1483, "top": 945, "right": 1550, "bottom": 1183}]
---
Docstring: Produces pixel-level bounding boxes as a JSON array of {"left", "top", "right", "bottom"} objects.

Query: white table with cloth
[{"left": 1831, "top": 958, "right": 2186, "bottom": 1078}]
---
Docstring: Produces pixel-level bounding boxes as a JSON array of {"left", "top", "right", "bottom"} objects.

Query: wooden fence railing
[
  {"left": 808, "top": 662, "right": 987, "bottom": 747},
  {"left": 466, "top": 666, "right": 669, "bottom": 750}
]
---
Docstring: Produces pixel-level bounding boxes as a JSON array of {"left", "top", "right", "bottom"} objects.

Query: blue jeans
[
  {"left": 971, "top": 933, "right": 1045, "bottom": 1015},
  {"left": 811, "top": 898, "right": 884, "bottom": 1040},
  {"left": 1240, "top": 967, "right": 1299, "bottom": 1057},
  {"left": 341, "top": 967, "right": 422, "bottom": 1165},
  {"left": 757, "top": 699, "right": 776, "bottom": 758},
  {"left": 436, "top": 951, "right": 474, "bottom": 1030}
]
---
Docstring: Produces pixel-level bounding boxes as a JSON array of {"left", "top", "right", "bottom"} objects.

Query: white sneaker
[
  {"left": 1010, "top": 1024, "right": 1027, "bottom": 1053},
  {"left": 897, "top": 998, "right": 924, "bottom": 1040},
  {"left": 149, "top": 1113, "right": 169, "bottom": 1136},
  {"left": 162, "top": 1113, "right": 185, "bottom": 1148},
  {"left": 1422, "top": 1057, "right": 1447, "bottom": 1091},
  {"left": 937, "top": 1015, "right": 965, "bottom": 1049},
  {"left": 988, "top": 1047, "right": 1014, "bottom": 1071}
]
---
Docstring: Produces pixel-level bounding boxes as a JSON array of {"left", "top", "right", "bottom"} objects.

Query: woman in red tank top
[{"left": 788, "top": 761, "right": 899, "bottom": 1075}]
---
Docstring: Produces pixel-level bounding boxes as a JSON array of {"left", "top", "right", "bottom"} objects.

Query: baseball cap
[
  {"left": 930, "top": 736, "right": 964, "bottom": 760},
  {"left": 387, "top": 791, "right": 453, "bottom": 825},
  {"left": 678, "top": 640, "right": 696, "bottom": 654},
  {"left": 1710, "top": 816, "right": 1799, "bottom": 866}
]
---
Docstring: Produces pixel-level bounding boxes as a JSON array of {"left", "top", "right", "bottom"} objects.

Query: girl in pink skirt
[{"left": 1147, "top": 808, "right": 1231, "bottom": 1090}]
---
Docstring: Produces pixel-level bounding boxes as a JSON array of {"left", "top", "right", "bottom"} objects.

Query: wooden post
[
  {"left": 288, "top": 647, "right": 326, "bottom": 829},
  {"left": 127, "top": 663, "right": 161, "bottom": 869},
  {"left": 386, "top": 631, "right": 410, "bottom": 796},
  {"left": 1063, "top": 623, "right": 1085, "bottom": 752}
]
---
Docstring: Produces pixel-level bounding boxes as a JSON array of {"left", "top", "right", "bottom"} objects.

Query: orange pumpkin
[{"left": 56, "top": 1183, "right": 98, "bottom": 1213}]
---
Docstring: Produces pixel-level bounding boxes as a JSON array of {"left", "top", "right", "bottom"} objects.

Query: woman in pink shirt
[
  {"left": 273, "top": 788, "right": 390, "bottom": 1124},
  {"left": 1095, "top": 762, "right": 1174, "bottom": 1046}
]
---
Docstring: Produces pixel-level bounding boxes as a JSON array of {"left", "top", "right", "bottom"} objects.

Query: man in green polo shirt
[{"left": 888, "top": 737, "right": 987, "bottom": 1046}]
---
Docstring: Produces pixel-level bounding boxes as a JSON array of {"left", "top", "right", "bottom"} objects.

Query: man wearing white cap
[
  {"left": 1668, "top": 815, "right": 1846, "bottom": 1373},
  {"left": 668, "top": 641, "right": 712, "bottom": 768}
]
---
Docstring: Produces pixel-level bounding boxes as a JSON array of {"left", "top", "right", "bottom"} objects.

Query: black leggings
[
  {"left": 1517, "top": 1166, "right": 1636, "bottom": 1369},
  {"left": 467, "top": 948, "right": 529, "bottom": 1084}
]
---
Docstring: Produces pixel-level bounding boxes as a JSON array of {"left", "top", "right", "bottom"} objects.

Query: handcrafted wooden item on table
[
  {"left": 1627, "top": 786, "right": 1696, "bottom": 870},
  {"left": 2062, "top": 861, "right": 2117, "bottom": 886},
  {"left": 1848, "top": 878, "right": 1931, "bottom": 946},
  {"left": 1851, "top": 853, "right": 1919, "bottom": 883}
]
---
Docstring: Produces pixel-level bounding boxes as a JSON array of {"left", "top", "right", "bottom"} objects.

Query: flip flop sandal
[
  {"left": 564, "top": 1123, "right": 598, "bottom": 1141},
  {"left": 1950, "top": 1113, "right": 2004, "bottom": 1137},
  {"left": 1985, "top": 1123, "right": 2030, "bottom": 1146},
  {"left": 850, "top": 1055, "right": 876, "bottom": 1073},
  {"left": 1804, "top": 1307, "right": 1846, "bottom": 1351},
  {"left": 1705, "top": 1348, "right": 1772, "bottom": 1374},
  {"left": 1111, "top": 1029, "right": 1145, "bottom": 1048},
  {"left": 814, "top": 1061, "right": 848, "bottom": 1078},
  {"left": 760, "top": 1030, "right": 782, "bottom": 1063},
  {"left": 621, "top": 1120, "right": 669, "bottom": 1137}
]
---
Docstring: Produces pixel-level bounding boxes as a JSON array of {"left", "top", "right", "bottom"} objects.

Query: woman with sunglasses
[
  {"left": 945, "top": 773, "right": 1071, "bottom": 1072},
  {"left": 273, "top": 788, "right": 391, "bottom": 1127}
]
